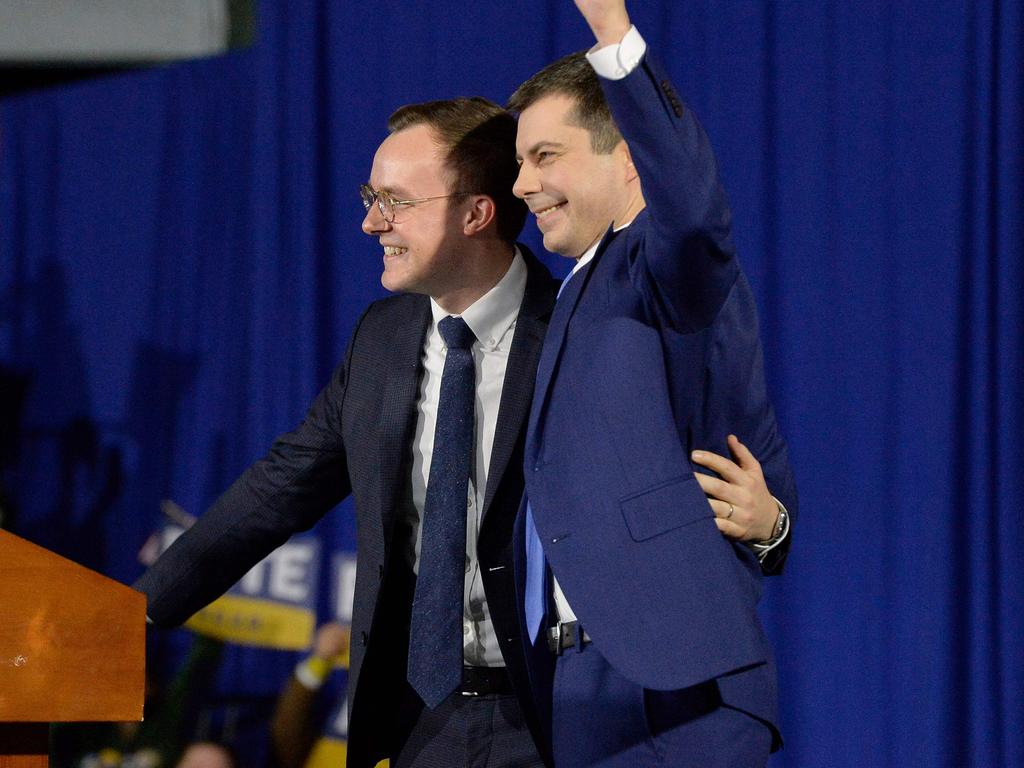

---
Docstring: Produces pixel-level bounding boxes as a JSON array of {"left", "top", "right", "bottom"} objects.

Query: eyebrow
[
  {"left": 516, "top": 141, "right": 567, "bottom": 162},
  {"left": 371, "top": 184, "right": 410, "bottom": 198}
]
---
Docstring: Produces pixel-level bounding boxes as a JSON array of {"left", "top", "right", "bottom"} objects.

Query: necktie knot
[{"left": 439, "top": 316, "right": 475, "bottom": 351}]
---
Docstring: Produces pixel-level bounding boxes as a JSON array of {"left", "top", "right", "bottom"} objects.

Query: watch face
[{"left": 773, "top": 510, "right": 787, "bottom": 539}]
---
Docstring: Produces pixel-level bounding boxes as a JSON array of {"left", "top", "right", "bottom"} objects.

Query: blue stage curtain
[{"left": 0, "top": 1, "right": 1021, "bottom": 765}]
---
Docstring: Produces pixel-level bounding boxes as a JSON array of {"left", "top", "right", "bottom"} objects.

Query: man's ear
[
  {"left": 463, "top": 195, "right": 497, "bottom": 236},
  {"left": 619, "top": 141, "right": 639, "bottom": 184}
]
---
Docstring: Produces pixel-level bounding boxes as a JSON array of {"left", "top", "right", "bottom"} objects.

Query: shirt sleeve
[{"left": 586, "top": 25, "right": 647, "bottom": 80}]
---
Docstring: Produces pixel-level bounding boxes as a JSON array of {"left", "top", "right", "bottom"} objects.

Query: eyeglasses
[{"left": 360, "top": 184, "right": 471, "bottom": 223}]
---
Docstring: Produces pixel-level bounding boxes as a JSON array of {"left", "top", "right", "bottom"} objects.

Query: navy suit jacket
[
  {"left": 518, "top": 51, "right": 797, "bottom": 740},
  {"left": 135, "top": 248, "right": 558, "bottom": 768}
]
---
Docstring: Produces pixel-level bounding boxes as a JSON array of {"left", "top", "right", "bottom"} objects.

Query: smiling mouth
[
  {"left": 533, "top": 201, "right": 566, "bottom": 220},
  {"left": 383, "top": 246, "right": 408, "bottom": 256}
]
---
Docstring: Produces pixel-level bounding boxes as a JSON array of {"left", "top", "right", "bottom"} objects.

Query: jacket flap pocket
[{"left": 620, "top": 476, "right": 711, "bottom": 542}]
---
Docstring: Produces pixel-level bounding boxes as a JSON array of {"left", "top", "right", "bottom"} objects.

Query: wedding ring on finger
[{"left": 726, "top": 503, "right": 735, "bottom": 520}]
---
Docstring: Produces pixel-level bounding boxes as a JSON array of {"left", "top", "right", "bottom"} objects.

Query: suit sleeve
[
  {"left": 602, "top": 45, "right": 798, "bottom": 574},
  {"left": 133, "top": 313, "right": 368, "bottom": 626},
  {"left": 600, "top": 51, "right": 739, "bottom": 332},
  {"left": 701, "top": 274, "right": 798, "bottom": 575}
]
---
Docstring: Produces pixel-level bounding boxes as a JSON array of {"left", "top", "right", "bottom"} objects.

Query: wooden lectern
[{"left": 0, "top": 529, "right": 145, "bottom": 767}]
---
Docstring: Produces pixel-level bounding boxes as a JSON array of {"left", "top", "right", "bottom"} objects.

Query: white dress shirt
[{"left": 405, "top": 249, "right": 527, "bottom": 667}]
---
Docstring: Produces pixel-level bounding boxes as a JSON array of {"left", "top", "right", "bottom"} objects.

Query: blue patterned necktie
[{"left": 408, "top": 315, "right": 476, "bottom": 708}]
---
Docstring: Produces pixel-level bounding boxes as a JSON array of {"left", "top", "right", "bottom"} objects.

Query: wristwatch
[
  {"left": 751, "top": 499, "right": 789, "bottom": 556},
  {"left": 768, "top": 505, "right": 788, "bottom": 543}
]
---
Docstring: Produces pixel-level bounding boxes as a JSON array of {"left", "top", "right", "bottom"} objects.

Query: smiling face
[
  {"left": 362, "top": 123, "right": 469, "bottom": 298},
  {"left": 513, "top": 93, "right": 637, "bottom": 259}
]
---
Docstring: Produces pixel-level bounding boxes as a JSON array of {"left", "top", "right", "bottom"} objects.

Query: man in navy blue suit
[{"left": 509, "top": 1, "right": 798, "bottom": 765}]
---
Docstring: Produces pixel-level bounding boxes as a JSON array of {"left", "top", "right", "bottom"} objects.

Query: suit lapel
[
  {"left": 377, "top": 298, "right": 431, "bottom": 541},
  {"left": 481, "top": 248, "right": 557, "bottom": 523},
  {"left": 525, "top": 228, "right": 615, "bottom": 462}
]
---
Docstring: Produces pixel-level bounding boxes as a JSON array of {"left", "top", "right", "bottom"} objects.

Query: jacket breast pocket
[{"left": 619, "top": 475, "right": 712, "bottom": 542}]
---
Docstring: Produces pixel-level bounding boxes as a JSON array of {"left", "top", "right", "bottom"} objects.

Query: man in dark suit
[
  {"left": 134, "top": 97, "right": 559, "bottom": 768},
  {"left": 509, "top": 1, "right": 797, "bottom": 765}
]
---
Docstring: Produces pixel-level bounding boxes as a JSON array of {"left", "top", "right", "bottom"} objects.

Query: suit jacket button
[{"left": 361, "top": 631, "right": 368, "bottom": 646}]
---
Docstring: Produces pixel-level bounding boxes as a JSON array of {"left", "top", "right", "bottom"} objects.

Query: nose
[
  {"left": 361, "top": 204, "right": 390, "bottom": 235},
  {"left": 512, "top": 162, "right": 539, "bottom": 200}
]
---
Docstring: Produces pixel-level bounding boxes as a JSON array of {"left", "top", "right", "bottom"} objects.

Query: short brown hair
[
  {"left": 507, "top": 51, "right": 622, "bottom": 154},
  {"left": 387, "top": 97, "right": 527, "bottom": 244}
]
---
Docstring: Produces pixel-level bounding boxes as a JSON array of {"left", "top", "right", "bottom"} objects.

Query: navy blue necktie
[{"left": 408, "top": 315, "right": 476, "bottom": 708}]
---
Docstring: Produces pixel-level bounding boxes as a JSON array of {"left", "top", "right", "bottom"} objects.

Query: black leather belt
[
  {"left": 547, "top": 620, "right": 591, "bottom": 655},
  {"left": 460, "top": 665, "right": 514, "bottom": 696}
]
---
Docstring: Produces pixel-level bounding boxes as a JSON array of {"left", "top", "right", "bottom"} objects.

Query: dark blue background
[{"left": 1, "top": 2, "right": 1021, "bottom": 765}]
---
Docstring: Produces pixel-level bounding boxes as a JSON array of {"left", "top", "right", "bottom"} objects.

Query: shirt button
[{"left": 463, "top": 621, "right": 471, "bottom": 636}]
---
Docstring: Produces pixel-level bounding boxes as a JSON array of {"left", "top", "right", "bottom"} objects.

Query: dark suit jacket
[
  {"left": 135, "top": 248, "right": 558, "bottom": 768},
  {"left": 518, "top": 51, "right": 798, "bottom": 745}
]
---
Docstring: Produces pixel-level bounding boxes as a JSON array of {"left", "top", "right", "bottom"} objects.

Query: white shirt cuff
[{"left": 586, "top": 25, "right": 646, "bottom": 80}]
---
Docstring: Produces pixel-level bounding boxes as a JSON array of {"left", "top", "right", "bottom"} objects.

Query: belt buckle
[
  {"left": 460, "top": 667, "right": 480, "bottom": 697},
  {"left": 550, "top": 621, "right": 577, "bottom": 656},
  {"left": 546, "top": 622, "right": 564, "bottom": 655}
]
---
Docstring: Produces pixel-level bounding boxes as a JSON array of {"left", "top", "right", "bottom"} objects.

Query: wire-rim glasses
[{"left": 360, "top": 184, "right": 472, "bottom": 223}]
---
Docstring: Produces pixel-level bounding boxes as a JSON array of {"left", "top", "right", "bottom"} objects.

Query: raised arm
[{"left": 579, "top": 0, "right": 739, "bottom": 331}]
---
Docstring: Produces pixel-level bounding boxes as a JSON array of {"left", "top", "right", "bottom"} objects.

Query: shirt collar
[
  {"left": 571, "top": 219, "right": 634, "bottom": 276},
  {"left": 429, "top": 247, "right": 527, "bottom": 351}
]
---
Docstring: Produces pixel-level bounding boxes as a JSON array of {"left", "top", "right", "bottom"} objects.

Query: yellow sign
[{"left": 186, "top": 593, "right": 315, "bottom": 650}]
